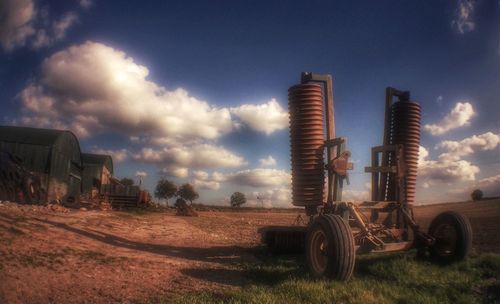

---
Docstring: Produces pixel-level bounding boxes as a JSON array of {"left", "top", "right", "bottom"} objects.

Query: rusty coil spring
[
  {"left": 391, "top": 101, "right": 421, "bottom": 205},
  {"left": 288, "top": 84, "right": 325, "bottom": 207}
]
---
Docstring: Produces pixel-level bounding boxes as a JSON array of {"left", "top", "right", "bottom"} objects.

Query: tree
[
  {"left": 177, "top": 183, "right": 199, "bottom": 205},
  {"left": 119, "top": 177, "right": 134, "bottom": 186},
  {"left": 154, "top": 178, "right": 177, "bottom": 207},
  {"left": 230, "top": 192, "right": 246, "bottom": 208},
  {"left": 471, "top": 189, "right": 483, "bottom": 201},
  {"left": 174, "top": 197, "right": 187, "bottom": 208}
]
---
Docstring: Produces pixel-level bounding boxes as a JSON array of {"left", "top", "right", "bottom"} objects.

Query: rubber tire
[
  {"left": 306, "top": 214, "right": 356, "bottom": 281},
  {"left": 428, "top": 211, "right": 472, "bottom": 263}
]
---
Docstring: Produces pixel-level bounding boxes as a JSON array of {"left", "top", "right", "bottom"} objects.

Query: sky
[{"left": 0, "top": 0, "right": 499, "bottom": 206}]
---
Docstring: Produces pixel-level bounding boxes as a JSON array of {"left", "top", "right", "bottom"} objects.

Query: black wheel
[
  {"left": 306, "top": 214, "right": 355, "bottom": 281},
  {"left": 428, "top": 211, "right": 472, "bottom": 263}
]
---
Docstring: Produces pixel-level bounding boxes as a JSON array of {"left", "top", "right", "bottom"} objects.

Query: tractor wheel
[
  {"left": 428, "top": 211, "right": 472, "bottom": 263},
  {"left": 23, "top": 176, "right": 41, "bottom": 204},
  {"left": 306, "top": 214, "right": 355, "bottom": 281}
]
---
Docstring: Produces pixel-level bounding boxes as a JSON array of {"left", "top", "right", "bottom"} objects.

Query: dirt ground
[{"left": 0, "top": 199, "right": 499, "bottom": 304}]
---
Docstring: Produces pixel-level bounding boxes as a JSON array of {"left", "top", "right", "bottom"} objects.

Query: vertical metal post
[{"left": 379, "top": 87, "right": 393, "bottom": 201}]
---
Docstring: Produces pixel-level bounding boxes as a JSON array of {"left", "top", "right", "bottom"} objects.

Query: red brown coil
[
  {"left": 391, "top": 101, "right": 421, "bottom": 205},
  {"left": 288, "top": 84, "right": 325, "bottom": 207}
]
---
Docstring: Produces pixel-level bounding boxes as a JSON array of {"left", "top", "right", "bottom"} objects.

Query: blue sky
[{"left": 1, "top": 0, "right": 499, "bottom": 206}]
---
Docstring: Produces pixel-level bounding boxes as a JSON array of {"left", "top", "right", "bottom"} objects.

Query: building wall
[{"left": 0, "top": 129, "right": 82, "bottom": 203}]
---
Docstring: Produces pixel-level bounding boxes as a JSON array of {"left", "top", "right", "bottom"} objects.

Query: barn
[
  {"left": 0, "top": 125, "right": 82, "bottom": 203},
  {"left": 81, "top": 153, "right": 113, "bottom": 196}
]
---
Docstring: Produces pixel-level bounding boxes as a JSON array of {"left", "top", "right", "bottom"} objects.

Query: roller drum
[
  {"left": 391, "top": 101, "right": 421, "bottom": 205},
  {"left": 288, "top": 84, "right": 325, "bottom": 207}
]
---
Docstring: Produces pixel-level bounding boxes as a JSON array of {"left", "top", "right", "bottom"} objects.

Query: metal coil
[
  {"left": 288, "top": 84, "right": 325, "bottom": 207},
  {"left": 391, "top": 101, "right": 421, "bottom": 205}
]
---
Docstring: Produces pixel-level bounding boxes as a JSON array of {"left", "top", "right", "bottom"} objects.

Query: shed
[
  {"left": 81, "top": 153, "right": 113, "bottom": 195},
  {"left": 0, "top": 125, "right": 82, "bottom": 203}
]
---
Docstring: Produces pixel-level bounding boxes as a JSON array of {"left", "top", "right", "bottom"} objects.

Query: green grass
[{"left": 159, "top": 252, "right": 500, "bottom": 304}]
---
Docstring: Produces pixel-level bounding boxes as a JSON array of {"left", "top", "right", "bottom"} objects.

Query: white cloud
[
  {"left": 451, "top": 0, "right": 476, "bottom": 34},
  {"left": 245, "top": 188, "right": 292, "bottom": 208},
  {"left": 424, "top": 102, "right": 475, "bottom": 135},
  {"left": 0, "top": 0, "right": 84, "bottom": 51},
  {"left": 91, "top": 148, "right": 129, "bottom": 163},
  {"left": 436, "top": 132, "right": 500, "bottom": 162},
  {"left": 230, "top": 99, "right": 288, "bottom": 135},
  {"left": 163, "top": 167, "right": 189, "bottom": 178},
  {"left": 193, "top": 180, "right": 221, "bottom": 190},
  {"left": 191, "top": 170, "right": 225, "bottom": 190},
  {"left": 53, "top": 12, "right": 78, "bottom": 40},
  {"left": 448, "top": 174, "right": 500, "bottom": 200},
  {"left": 226, "top": 168, "right": 290, "bottom": 188},
  {"left": 343, "top": 190, "right": 370, "bottom": 202},
  {"left": 31, "top": 29, "right": 51, "bottom": 49},
  {"left": 259, "top": 155, "right": 277, "bottom": 167},
  {"left": 418, "top": 145, "right": 479, "bottom": 184},
  {"left": 79, "top": 0, "right": 93, "bottom": 9},
  {"left": 19, "top": 42, "right": 234, "bottom": 141},
  {"left": 135, "top": 171, "right": 148, "bottom": 177},
  {"left": 133, "top": 144, "right": 246, "bottom": 178},
  {"left": 474, "top": 175, "right": 500, "bottom": 196},
  {"left": 0, "top": 0, "right": 36, "bottom": 51}
]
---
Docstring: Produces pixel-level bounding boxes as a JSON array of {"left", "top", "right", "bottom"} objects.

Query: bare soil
[{"left": 0, "top": 199, "right": 498, "bottom": 303}]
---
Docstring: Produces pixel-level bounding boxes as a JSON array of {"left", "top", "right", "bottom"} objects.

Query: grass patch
[{"left": 159, "top": 252, "right": 500, "bottom": 304}]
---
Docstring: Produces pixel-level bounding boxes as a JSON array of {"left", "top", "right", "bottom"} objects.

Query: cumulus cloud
[
  {"left": 245, "top": 188, "right": 292, "bottom": 208},
  {"left": 191, "top": 170, "right": 225, "bottom": 190},
  {"left": 436, "top": 132, "right": 500, "bottom": 162},
  {"left": 474, "top": 175, "right": 500, "bottom": 196},
  {"left": 0, "top": 0, "right": 84, "bottom": 51},
  {"left": 451, "top": 0, "right": 476, "bottom": 34},
  {"left": 0, "top": 0, "right": 36, "bottom": 51},
  {"left": 259, "top": 155, "right": 277, "bottom": 167},
  {"left": 418, "top": 145, "right": 479, "bottom": 184},
  {"left": 188, "top": 168, "right": 290, "bottom": 195},
  {"left": 91, "top": 148, "right": 129, "bottom": 163},
  {"left": 19, "top": 42, "right": 234, "bottom": 141},
  {"left": 424, "top": 102, "right": 475, "bottom": 135},
  {"left": 230, "top": 99, "right": 288, "bottom": 135},
  {"left": 343, "top": 189, "right": 370, "bottom": 202},
  {"left": 448, "top": 174, "right": 500, "bottom": 200},
  {"left": 53, "top": 12, "right": 78, "bottom": 40},
  {"left": 225, "top": 168, "right": 290, "bottom": 188},
  {"left": 135, "top": 171, "right": 148, "bottom": 177},
  {"left": 133, "top": 144, "right": 246, "bottom": 178}
]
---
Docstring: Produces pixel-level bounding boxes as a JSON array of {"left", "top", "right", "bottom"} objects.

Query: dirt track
[{"left": 0, "top": 200, "right": 499, "bottom": 303}]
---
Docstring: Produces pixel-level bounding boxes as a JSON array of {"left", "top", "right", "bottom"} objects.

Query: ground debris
[
  {"left": 176, "top": 204, "right": 198, "bottom": 217},
  {"left": 79, "top": 199, "right": 113, "bottom": 211}
]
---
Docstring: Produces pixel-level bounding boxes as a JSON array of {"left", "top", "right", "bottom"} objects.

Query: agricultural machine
[{"left": 261, "top": 72, "right": 473, "bottom": 281}]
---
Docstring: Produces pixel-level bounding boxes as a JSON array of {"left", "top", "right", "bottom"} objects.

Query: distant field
[{"left": 0, "top": 199, "right": 499, "bottom": 303}]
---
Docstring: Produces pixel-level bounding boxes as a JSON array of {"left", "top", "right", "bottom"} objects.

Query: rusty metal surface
[
  {"left": 391, "top": 101, "right": 421, "bottom": 205},
  {"left": 288, "top": 84, "right": 325, "bottom": 207}
]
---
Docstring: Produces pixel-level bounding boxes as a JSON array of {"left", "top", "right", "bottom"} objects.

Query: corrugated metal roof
[
  {"left": 82, "top": 153, "right": 113, "bottom": 174},
  {"left": 0, "top": 125, "right": 74, "bottom": 147}
]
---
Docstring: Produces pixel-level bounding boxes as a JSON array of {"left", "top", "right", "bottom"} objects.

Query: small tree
[
  {"left": 230, "top": 192, "right": 246, "bottom": 208},
  {"left": 174, "top": 197, "right": 187, "bottom": 208},
  {"left": 177, "top": 183, "right": 199, "bottom": 205},
  {"left": 471, "top": 189, "right": 483, "bottom": 201},
  {"left": 154, "top": 178, "right": 177, "bottom": 207},
  {"left": 120, "top": 177, "right": 134, "bottom": 186}
]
